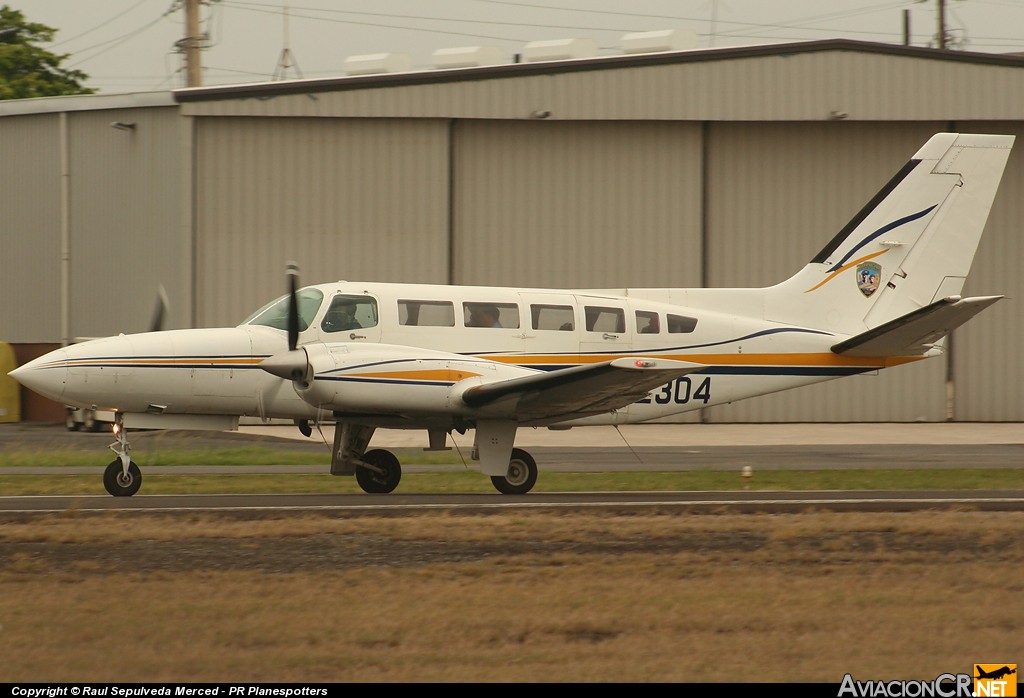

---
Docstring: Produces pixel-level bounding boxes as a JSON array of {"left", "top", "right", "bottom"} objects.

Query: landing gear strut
[
  {"left": 103, "top": 414, "right": 142, "bottom": 497},
  {"left": 331, "top": 423, "right": 403, "bottom": 494}
]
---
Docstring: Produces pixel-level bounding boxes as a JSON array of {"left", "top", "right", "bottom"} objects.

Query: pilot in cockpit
[{"left": 322, "top": 299, "right": 362, "bottom": 332}]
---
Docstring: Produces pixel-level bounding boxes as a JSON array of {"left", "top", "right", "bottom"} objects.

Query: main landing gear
[
  {"left": 490, "top": 448, "right": 538, "bottom": 495},
  {"left": 103, "top": 414, "right": 141, "bottom": 497},
  {"left": 330, "top": 423, "right": 539, "bottom": 495},
  {"left": 355, "top": 449, "right": 402, "bottom": 494}
]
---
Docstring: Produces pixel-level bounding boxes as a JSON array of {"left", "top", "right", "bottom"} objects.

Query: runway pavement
[
  {"left": 2, "top": 422, "right": 1023, "bottom": 474},
  {"left": 240, "top": 421, "right": 1024, "bottom": 448}
]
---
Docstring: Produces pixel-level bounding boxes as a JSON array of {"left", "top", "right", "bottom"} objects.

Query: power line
[
  {"left": 67, "top": 4, "right": 176, "bottom": 68},
  {"left": 51, "top": 0, "right": 152, "bottom": 47},
  {"left": 220, "top": 0, "right": 645, "bottom": 36}
]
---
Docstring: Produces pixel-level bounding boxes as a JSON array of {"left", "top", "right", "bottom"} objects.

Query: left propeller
[
  {"left": 260, "top": 262, "right": 313, "bottom": 384},
  {"left": 149, "top": 284, "right": 169, "bottom": 333}
]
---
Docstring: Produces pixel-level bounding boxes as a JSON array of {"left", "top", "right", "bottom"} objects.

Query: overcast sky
[{"left": 8, "top": 0, "right": 1024, "bottom": 94}]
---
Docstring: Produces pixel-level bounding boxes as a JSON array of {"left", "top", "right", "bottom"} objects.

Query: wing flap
[
  {"left": 831, "top": 295, "right": 1003, "bottom": 357},
  {"left": 460, "top": 357, "right": 704, "bottom": 422}
]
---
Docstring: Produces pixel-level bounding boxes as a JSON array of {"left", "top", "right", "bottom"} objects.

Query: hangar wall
[
  {"left": 0, "top": 103, "right": 185, "bottom": 343},
  {"left": 66, "top": 107, "right": 186, "bottom": 340},
  {"left": 193, "top": 117, "right": 451, "bottom": 327},
  {"left": 0, "top": 114, "right": 62, "bottom": 343},
  {"left": 451, "top": 120, "right": 704, "bottom": 289}
]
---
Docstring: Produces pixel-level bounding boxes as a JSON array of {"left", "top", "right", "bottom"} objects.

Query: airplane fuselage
[{"left": 18, "top": 280, "right": 916, "bottom": 431}]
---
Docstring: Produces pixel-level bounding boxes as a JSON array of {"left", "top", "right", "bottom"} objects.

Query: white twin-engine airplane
[{"left": 9, "top": 133, "right": 1014, "bottom": 497}]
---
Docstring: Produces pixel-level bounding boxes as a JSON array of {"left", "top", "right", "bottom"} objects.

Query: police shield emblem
[{"left": 856, "top": 261, "right": 881, "bottom": 297}]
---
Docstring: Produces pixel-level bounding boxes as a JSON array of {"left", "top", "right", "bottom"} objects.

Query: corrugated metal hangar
[{"left": 2, "top": 38, "right": 1023, "bottom": 423}]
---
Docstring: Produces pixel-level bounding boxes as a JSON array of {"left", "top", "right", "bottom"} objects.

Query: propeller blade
[
  {"left": 286, "top": 261, "right": 300, "bottom": 351},
  {"left": 149, "top": 285, "right": 169, "bottom": 332}
]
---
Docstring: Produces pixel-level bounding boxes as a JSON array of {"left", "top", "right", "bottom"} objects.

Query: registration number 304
[{"left": 637, "top": 376, "right": 712, "bottom": 405}]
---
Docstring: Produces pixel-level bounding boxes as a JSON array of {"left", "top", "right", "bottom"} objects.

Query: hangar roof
[{"left": 170, "top": 39, "right": 1024, "bottom": 122}]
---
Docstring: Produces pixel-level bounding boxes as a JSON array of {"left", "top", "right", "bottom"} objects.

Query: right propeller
[
  {"left": 260, "top": 262, "right": 313, "bottom": 384},
  {"left": 286, "top": 261, "right": 299, "bottom": 352}
]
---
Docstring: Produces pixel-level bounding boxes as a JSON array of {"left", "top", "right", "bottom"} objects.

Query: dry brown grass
[{"left": 1, "top": 509, "right": 1022, "bottom": 683}]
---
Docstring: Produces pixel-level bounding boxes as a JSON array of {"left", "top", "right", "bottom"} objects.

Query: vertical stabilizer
[{"left": 764, "top": 133, "right": 1014, "bottom": 337}]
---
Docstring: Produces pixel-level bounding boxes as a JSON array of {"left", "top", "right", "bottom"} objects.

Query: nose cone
[
  {"left": 260, "top": 348, "right": 310, "bottom": 381},
  {"left": 9, "top": 349, "right": 70, "bottom": 403}
]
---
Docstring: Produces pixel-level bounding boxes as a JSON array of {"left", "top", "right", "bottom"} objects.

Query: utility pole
[
  {"left": 937, "top": 0, "right": 946, "bottom": 49},
  {"left": 184, "top": 0, "right": 203, "bottom": 87}
]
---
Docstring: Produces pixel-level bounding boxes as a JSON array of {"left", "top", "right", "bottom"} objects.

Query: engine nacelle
[{"left": 294, "top": 342, "right": 532, "bottom": 417}]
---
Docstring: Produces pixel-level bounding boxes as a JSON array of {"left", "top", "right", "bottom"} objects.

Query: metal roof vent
[
  {"left": 343, "top": 52, "right": 411, "bottom": 76},
  {"left": 620, "top": 29, "right": 697, "bottom": 54},
  {"left": 432, "top": 46, "right": 504, "bottom": 69},
  {"left": 521, "top": 38, "right": 598, "bottom": 62}
]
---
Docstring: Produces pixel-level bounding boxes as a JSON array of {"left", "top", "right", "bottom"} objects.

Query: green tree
[{"left": 0, "top": 5, "right": 94, "bottom": 99}]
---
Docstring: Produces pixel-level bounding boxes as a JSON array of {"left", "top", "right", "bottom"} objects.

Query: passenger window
[
  {"left": 464, "top": 302, "right": 520, "bottom": 329},
  {"left": 585, "top": 306, "right": 625, "bottom": 333},
  {"left": 321, "top": 295, "right": 378, "bottom": 333},
  {"left": 636, "top": 311, "right": 660, "bottom": 334},
  {"left": 667, "top": 314, "right": 698, "bottom": 333},
  {"left": 398, "top": 300, "right": 455, "bottom": 327},
  {"left": 531, "top": 304, "right": 575, "bottom": 331}
]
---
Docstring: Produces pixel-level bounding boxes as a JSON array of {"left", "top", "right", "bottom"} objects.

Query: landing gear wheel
[
  {"left": 65, "top": 409, "right": 80, "bottom": 432},
  {"left": 491, "top": 448, "right": 538, "bottom": 495},
  {"left": 356, "top": 449, "right": 402, "bottom": 494},
  {"left": 103, "top": 459, "right": 142, "bottom": 497}
]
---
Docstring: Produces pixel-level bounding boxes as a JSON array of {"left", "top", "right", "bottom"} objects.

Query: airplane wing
[
  {"left": 831, "top": 295, "right": 1003, "bottom": 357},
  {"left": 460, "top": 357, "right": 705, "bottom": 422}
]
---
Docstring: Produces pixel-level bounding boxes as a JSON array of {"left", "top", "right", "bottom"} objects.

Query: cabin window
[
  {"left": 464, "top": 302, "right": 520, "bottom": 329},
  {"left": 636, "top": 311, "right": 660, "bottom": 334},
  {"left": 321, "top": 294, "right": 378, "bottom": 333},
  {"left": 244, "top": 288, "right": 323, "bottom": 332},
  {"left": 398, "top": 299, "right": 455, "bottom": 327},
  {"left": 531, "top": 304, "right": 575, "bottom": 331},
  {"left": 667, "top": 314, "right": 698, "bottom": 333},
  {"left": 585, "top": 306, "right": 626, "bottom": 333}
]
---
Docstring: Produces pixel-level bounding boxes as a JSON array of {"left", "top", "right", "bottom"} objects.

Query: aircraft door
[
  {"left": 318, "top": 293, "right": 382, "bottom": 344},
  {"left": 525, "top": 293, "right": 579, "bottom": 361},
  {"left": 576, "top": 298, "right": 632, "bottom": 358}
]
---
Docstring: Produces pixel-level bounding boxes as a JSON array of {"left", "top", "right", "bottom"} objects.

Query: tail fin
[{"left": 765, "top": 133, "right": 1014, "bottom": 341}]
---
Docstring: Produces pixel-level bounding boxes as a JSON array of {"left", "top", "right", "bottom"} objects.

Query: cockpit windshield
[{"left": 242, "top": 288, "right": 324, "bottom": 331}]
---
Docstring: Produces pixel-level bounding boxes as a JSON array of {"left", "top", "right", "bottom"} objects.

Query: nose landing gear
[{"left": 103, "top": 414, "right": 142, "bottom": 497}]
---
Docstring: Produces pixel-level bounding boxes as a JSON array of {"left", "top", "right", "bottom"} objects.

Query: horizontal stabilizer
[
  {"left": 831, "top": 295, "right": 1003, "bottom": 357},
  {"left": 460, "top": 357, "right": 704, "bottom": 422}
]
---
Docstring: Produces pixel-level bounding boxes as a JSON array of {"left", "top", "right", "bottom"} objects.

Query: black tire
[
  {"left": 491, "top": 448, "right": 538, "bottom": 495},
  {"left": 65, "top": 410, "right": 81, "bottom": 432},
  {"left": 103, "top": 459, "right": 142, "bottom": 497},
  {"left": 355, "top": 449, "right": 402, "bottom": 494}
]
